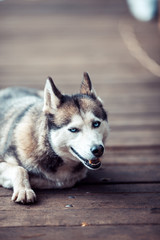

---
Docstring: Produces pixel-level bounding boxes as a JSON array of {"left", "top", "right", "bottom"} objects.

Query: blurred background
[{"left": 0, "top": 0, "right": 160, "bottom": 148}]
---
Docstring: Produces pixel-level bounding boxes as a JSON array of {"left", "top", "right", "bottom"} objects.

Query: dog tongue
[{"left": 89, "top": 159, "right": 100, "bottom": 165}]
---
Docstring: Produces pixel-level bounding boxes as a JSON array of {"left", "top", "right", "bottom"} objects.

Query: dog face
[{"left": 43, "top": 73, "right": 109, "bottom": 170}]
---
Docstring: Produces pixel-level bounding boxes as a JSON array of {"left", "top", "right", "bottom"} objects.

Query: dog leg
[{"left": 0, "top": 162, "right": 36, "bottom": 204}]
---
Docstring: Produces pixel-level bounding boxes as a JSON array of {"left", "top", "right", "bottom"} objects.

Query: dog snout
[{"left": 90, "top": 145, "right": 104, "bottom": 158}]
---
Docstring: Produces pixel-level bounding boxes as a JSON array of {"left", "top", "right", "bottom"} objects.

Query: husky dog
[{"left": 0, "top": 73, "right": 109, "bottom": 204}]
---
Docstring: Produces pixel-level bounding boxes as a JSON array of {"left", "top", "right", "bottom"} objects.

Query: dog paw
[{"left": 12, "top": 188, "right": 36, "bottom": 204}]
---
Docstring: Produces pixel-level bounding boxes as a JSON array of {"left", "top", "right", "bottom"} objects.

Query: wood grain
[
  {"left": 0, "top": 207, "right": 160, "bottom": 227},
  {"left": 0, "top": 225, "right": 160, "bottom": 240},
  {"left": 0, "top": 0, "right": 160, "bottom": 239}
]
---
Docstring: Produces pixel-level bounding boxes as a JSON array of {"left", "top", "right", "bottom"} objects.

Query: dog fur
[{"left": 0, "top": 73, "right": 109, "bottom": 203}]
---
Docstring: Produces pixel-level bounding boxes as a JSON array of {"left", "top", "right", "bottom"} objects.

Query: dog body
[{"left": 0, "top": 73, "right": 109, "bottom": 203}]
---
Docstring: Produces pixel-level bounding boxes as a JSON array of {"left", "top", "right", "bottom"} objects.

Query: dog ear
[
  {"left": 80, "top": 72, "right": 98, "bottom": 97},
  {"left": 80, "top": 72, "right": 103, "bottom": 103},
  {"left": 43, "top": 77, "right": 62, "bottom": 114},
  {"left": 80, "top": 72, "right": 92, "bottom": 95}
]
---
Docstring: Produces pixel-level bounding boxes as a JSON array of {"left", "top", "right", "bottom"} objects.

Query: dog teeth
[{"left": 89, "top": 159, "right": 100, "bottom": 165}]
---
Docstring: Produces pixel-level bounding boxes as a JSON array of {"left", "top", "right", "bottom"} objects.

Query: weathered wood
[
  {"left": 0, "top": 225, "right": 160, "bottom": 240},
  {"left": 108, "top": 129, "right": 160, "bottom": 147},
  {"left": 0, "top": 1, "right": 159, "bottom": 88},
  {"left": 0, "top": 193, "right": 160, "bottom": 211},
  {"left": 104, "top": 147, "right": 160, "bottom": 164},
  {"left": 85, "top": 164, "right": 160, "bottom": 183},
  {"left": 110, "top": 113, "right": 160, "bottom": 128},
  {"left": 0, "top": 183, "right": 160, "bottom": 198},
  {"left": 0, "top": 0, "right": 160, "bottom": 239},
  {"left": 2, "top": 80, "right": 160, "bottom": 97},
  {"left": 0, "top": 207, "right": 160, "bottom": 227},
  {"left": 71, "top": 183, "right": 160, "bottom": 194}
]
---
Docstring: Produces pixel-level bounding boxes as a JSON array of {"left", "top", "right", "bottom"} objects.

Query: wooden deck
[{"left": 0, "top": 0, "right": 160, "bottom": 239}]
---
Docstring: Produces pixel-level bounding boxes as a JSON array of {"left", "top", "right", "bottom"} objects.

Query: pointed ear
[
  {"left": 80, "top": 72, "right": 92, "bottom": 95},
  {"left": 80, "top": 72, "right": 97, "bottom": 97},
  {"left": 43, "top": 77, "right": 62, "bottom": 114}
]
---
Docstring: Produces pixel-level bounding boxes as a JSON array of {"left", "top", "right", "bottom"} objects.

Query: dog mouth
[{"left": 70, "top": 147, "right": 101, "bottom": 170}]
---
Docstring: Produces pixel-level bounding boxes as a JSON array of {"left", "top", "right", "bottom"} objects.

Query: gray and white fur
[{"left": 0, "top": 73, "right": 109, "bottom": 204}]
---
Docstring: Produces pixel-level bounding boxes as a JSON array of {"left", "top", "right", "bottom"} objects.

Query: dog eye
[
  {"left": 69, "top": 128, "right": 79, "bottom": 133},
  {"left": 92, "top": 121, "right": 101, "bottom": 128}
]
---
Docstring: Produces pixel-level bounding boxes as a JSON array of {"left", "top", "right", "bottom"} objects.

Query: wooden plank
[
  {"left": 1, "top": 80, "right": 160, "bottom": 97},
  {"left": 0, "top": 164, "right": 159, "bottom": 195},
  {"left": 104, "top": 147, "right": 160, "bottom": 164},
  {"left": 104, "top": 100, "right": 160, "bottom": 115},
  {"left": 0, "top": 207, "right": 160, "bottom": 227},
  {"left": 108, "top": 129, "right": 160, "bottom": 147},
  {"left": 0, "top": 0, "right": 158, "bottom": 90},
  {"left": 0, "top": 163, "right": 160, "bottom": 199},
  {"left": 58, "top": 82, "right": 160, "bottom": 98},
  {"left": 0, "top": 73, "right": 158, "bottom": 89},
  {"left": 110, "top": 113, "right": 160, "bottom": 128},
  {"left": 0, "top": 0, "right": 159, "bottom": 238},
  {"left": 0, "top": 183, "right": 160, "bottom": 198},
  {"left": 71, "top": 183, "right": 160, "bottom": 194},
  {"left": 85, "top": 164, "right": 160, "bottom": 184},
  {"left": 0, "top": 193, "right": 160, "bottom": 211},
  {"left": 0, "top": 64, "right": 152, "bottom": 88},
  {"left": 1, "top": 81, "right": 160, "bottom": 115},
  {"left": 0, "top": 5, "right": 131, "bottom": 70},
  {"left": 0, "top": 2, "right": 158, "bottom": 84},
  {"left": 0, "top": 225, "right": 160, "bottom": 240},
  {"left": 0, "top": 0, "right": 128, "bottom": 19}
]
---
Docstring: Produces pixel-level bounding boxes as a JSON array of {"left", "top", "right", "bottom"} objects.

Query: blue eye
[
  {"left": 69, "top": 128, "right": 79, "bottom": 133},
  {"left": 92, "top": 121, "right": 101, "bottom": 128}
]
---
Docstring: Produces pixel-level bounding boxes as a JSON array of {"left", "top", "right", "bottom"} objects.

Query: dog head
[{"left": 43, "top": 73, "right": 109, "bottom": 170}]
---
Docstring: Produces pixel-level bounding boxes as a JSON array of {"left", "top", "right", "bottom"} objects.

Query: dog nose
[{"left": 91, "top": 145, "right": 104, "bottom": 157}]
